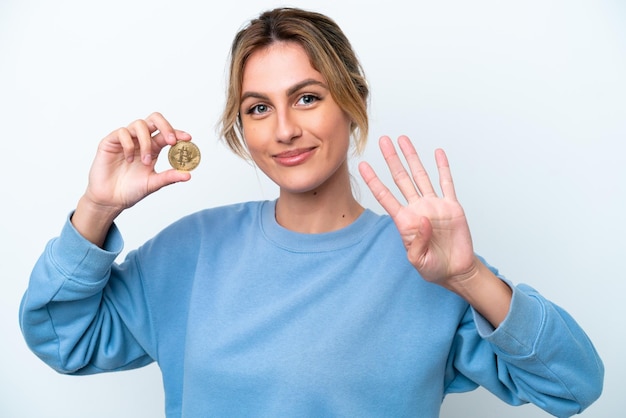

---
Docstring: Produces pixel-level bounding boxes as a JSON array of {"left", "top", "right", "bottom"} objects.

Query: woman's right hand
[{"left": 72, "top": 112, "right": 193, "bottom": 246}]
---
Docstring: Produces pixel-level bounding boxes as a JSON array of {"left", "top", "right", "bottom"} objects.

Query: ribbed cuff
[{"left": 473, "top": 280, "right": 544, "bottom": 357}]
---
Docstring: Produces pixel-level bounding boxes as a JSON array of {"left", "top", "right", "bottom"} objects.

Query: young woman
[{"left": 19, "top": 7, "right": 603, "bottom": 417}]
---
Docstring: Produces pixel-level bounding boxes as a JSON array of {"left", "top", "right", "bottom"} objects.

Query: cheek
[
  {"left": 241, "top": 125, "right": 272, "bottom": 170},
  {"left": 242, "top": 124, "right": 262, "bottom": 152},
  {"left": 316, "top": 112, "right": 352, "bottom": 147},
  {"left": 242, "top": 115, "right": 274, "bottom": 143}
]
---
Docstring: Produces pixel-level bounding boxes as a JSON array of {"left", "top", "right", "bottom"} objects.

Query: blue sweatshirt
[{"left": 19, "top": 200, "right": 603, "bottom": 417}]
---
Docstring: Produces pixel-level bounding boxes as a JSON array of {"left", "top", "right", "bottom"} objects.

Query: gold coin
[{"left": 168, "top": 141, "right": 201, "bottom": 171}]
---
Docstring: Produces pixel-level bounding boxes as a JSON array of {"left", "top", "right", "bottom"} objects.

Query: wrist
[
  {"left": 445, "top": 258, "right": 513, "bottom": 327},
  {"left": 442, "top": 257, "right": 486, "bottom": 296},
  {"left": 71, "top": 195, "right": 122, "bottom": 247}
]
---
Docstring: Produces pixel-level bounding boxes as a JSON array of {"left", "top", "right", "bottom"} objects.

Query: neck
[{"left": 275, "top": 165, "right": 364, "bottom": 234}]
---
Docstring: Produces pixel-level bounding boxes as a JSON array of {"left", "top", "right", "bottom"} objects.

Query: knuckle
[
  {"left": 128, "top": 119, "right": 147, "bottom": 131},
  {"left": 113, "top": 127, "right": 131, "bottom": 138}
]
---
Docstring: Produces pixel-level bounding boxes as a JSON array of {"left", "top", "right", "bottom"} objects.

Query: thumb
[
  {"left": 407, "top": 216, "right": 433, "bottom": 269},
  {"left": 148, "top": 169, "right": 192, "bottom": 194}
]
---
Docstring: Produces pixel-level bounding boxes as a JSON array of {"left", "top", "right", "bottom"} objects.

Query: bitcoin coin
[{"left": 168, "top": 141, "right": 201, "bottom": 171}]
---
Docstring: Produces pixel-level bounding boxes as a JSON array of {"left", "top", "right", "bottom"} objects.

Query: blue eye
[
  {"left": 248, "top": 104, "right": 269, "bottom": 115},
  {"left": 297, "top": 94, "right": 320, "bottom": 106}
]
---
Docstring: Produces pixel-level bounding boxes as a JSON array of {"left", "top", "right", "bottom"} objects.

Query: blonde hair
[{"left": 219, "top": 7, "right": 369, "bottom": 159}]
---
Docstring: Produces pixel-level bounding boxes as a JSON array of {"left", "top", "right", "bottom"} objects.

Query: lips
[{"left": 272, "top": 147, "right": 317, "bottom": 166}]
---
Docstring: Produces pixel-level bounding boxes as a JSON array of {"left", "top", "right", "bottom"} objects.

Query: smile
[{"left": 272, "top": 147, "right": 317, "bottom": 166}]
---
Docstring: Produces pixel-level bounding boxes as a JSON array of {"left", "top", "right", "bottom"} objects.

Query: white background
[{"left": 1, "top": 0, "right": 624, "bottom": 416}]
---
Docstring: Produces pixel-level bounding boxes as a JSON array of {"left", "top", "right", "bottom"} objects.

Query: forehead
[{"left": 241, "top": 42, "right": 324, "bottom": 92}]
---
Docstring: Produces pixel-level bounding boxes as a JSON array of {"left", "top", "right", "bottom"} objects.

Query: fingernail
[{"left": 143, "top": 154, "right": 152, "bottom": 164}]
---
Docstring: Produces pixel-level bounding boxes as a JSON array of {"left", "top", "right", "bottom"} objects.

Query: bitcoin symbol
[{"left": 168, "top": 141, "right": 201, "bottom": 171}]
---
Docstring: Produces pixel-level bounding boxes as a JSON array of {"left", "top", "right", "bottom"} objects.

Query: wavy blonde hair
[{"left": 218, "top": 7, "right": 369, "bottom": 160}]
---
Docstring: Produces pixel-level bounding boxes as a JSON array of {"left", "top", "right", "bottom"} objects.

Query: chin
[
  {"left": 277, "top": 178, "right": 328, "bottom": 195},
  {"left": 280, "top": 185, "right": 322, "bottom": 195},
  {"left": 271, "top": 165, "right": 345, "bottom": 196}
]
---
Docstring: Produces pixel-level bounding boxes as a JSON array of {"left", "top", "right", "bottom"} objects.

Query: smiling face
[{"left": 239, "top": 42, "right": 353, "bottom": 195}]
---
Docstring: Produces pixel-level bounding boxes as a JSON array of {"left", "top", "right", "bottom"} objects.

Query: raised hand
[
  {"left": 358, "top": 135, "right": 479, "bottom": 288},
  {"left": 86, "top": 112, "right": 192, "bottom": 210},
  {"left": 72, "top": 112, "right": 193, "bottom": 246}
]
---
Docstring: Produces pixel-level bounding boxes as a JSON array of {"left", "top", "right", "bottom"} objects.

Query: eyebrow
[{"left": 240, "top": 78, "right": 328, "bottom": 103}]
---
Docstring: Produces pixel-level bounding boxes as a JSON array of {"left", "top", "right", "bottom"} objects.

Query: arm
[
  {"left": 359, "top": 136, "right": 510, "bottom": 326},
  {"left": 359, "top": 135, "right": 604, "bottom": 413},
  {"left": 19, "top": 112, "right": 192, "bottom": 372},
  {"left": 19, "top": 218, "right": 154, "bottom": 373},
  {"left": 447, "top": 280, "right": 604, "bottom": 416},
  {"left": 73, "top": 112, "right": 192, "bottom": 247}
]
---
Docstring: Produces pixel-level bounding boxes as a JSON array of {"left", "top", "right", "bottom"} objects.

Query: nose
[{"left": 275, "top": 108, "right": 302, "bottom": 144}]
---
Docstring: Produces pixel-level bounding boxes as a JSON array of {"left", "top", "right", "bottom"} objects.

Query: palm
[
  {"left": 396, "top": 197, "right": 474, "bottom": 284},
  {"left": 88, "top": 140, "right": 161, "bottom": 210},
  {"left": 359, "top": 136, "right": 477, "bottom": 286}
]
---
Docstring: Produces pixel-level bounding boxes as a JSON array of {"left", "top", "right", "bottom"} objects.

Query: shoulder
[
  {"left": 139, "top": 201, "right": 266, "bottom": 254},
  {"left": 363, "top": 210, "right": 403, "bottom": 246},
  {"left": 169, "top": 200, "right": 264, "bottom": 231}
]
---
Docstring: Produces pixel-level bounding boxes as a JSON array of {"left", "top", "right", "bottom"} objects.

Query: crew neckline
[{"left": 259, "top": 200, "right": 382, "bottom": 253}]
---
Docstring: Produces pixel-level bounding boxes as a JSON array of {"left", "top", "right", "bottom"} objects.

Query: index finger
[
  {"left": 145, "top": 112, "right": 191, "bottom": 147},
  {"left": 358, "top": 161, "right": 403, "bottom": 217}
]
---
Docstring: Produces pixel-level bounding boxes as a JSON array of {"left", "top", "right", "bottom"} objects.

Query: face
[{"left": 239, "top": 42, "right": 353, "bottom": 195}]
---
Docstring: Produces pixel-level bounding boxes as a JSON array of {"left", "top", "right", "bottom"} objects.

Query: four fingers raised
[{"left": 361, "top": 135, "right": 457, "bottom": 209}]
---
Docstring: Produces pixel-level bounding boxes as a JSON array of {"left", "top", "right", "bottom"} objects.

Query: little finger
[{"left": 435, "top": 148, "right": 457, "bottom": 200}]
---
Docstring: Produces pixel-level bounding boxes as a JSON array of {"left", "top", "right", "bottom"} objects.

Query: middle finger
[
  {"left": 397, "top": 135, "right": 437, "bottom": 198},
  {"left": 379, "top": 135, "right": 420, "bottom": 203}
]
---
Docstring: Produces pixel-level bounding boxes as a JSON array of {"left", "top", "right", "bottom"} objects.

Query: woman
[{"left": 19, "top": 7, "right": 603, "bottom": 417}]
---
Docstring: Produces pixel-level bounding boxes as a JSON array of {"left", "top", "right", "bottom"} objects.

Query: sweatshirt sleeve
[
  {"left": 18, "top": 215, "right": 155, "bottom": 375},
  {"left": 445, "top": 279, "right": 604, "bottom": 417}
]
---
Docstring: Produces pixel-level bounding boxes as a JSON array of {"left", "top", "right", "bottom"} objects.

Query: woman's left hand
[{"left": 358, "top": 135, "right": 480, "bottom": 289}]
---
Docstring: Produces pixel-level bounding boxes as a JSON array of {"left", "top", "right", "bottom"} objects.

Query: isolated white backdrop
[{"left": 1, "top": 0, "right": 624, "bottom": 417}]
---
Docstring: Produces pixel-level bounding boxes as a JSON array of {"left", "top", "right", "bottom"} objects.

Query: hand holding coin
[{"left": 168, "top": 141, "right": 201, "bottom": 171}]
